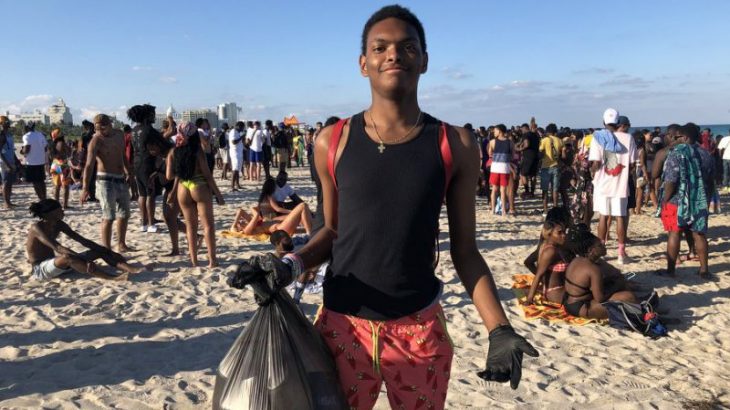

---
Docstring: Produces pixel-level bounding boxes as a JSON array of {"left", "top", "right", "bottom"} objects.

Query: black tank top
[{"left": 324, "top": 112, "right": 445, "bottom": 320}]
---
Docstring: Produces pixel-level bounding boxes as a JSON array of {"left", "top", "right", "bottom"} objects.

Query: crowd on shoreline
[{"left": 0, "top": 109, "right": 727, "bottom": 289}]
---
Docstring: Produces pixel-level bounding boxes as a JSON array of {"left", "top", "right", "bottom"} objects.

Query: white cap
[{"left": 603, "top": 108, "right": 619, "bottom": 125}]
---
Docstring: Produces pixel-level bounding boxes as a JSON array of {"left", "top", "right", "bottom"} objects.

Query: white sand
[{"left": 1, "top": 167, "right": 729, "bottom": 409}]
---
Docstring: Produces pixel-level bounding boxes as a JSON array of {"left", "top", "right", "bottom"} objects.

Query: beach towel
[
  {"left": 512, "top": 274, "right": 606, "bottom": 326},
  {"left": 220, "top": 230, "right": 270, "bottom": 242},
  {"left": 673, "top": 144, "right": 709, "bottom": 233},
  {"left": 592, "top": 129, "right": 622, "bottom": 153}
]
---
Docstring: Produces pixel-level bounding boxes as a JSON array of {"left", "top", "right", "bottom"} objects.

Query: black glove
[{"left": 477, "top": 325, "right": 539, "bottom": 389}]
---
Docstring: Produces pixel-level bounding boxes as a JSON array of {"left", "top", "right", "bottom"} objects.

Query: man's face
[
  {"left": 276, "top": 174, "right": 287, "bottom": 186},
  {"left": 95, "top": 121, "right": 112, "bottom": 136},
  {"left": 360, "top": 18, "right": 427, "bottom": 97}
]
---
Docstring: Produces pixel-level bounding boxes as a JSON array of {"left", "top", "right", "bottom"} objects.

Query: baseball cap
[
  {"left": 617, "top": 115, "right": 630, "bottom": 127},
  {"left": 603, "top": 108, "right": 619, "bottom": 125}
]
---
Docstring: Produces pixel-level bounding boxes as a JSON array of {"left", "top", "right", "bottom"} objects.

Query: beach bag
[
  {"left": 603, "top": 292, "right": 667, "bottom": 338},
  {"left": 213, "top": 255, "right": 347, "bottom": 410}
]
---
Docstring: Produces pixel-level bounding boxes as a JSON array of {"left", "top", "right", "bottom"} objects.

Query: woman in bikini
[
  {"left": 562, "top": 225, "right": 638, "bottom": 319},
  {"left": 166, "top": 121, "right": 225, "bottom": 268},
  {"left": 525, "top": 220, "right": 570, "bottom": 305},
  {"left": 231, "top": 178, "right": 313, "bottom": 236}
]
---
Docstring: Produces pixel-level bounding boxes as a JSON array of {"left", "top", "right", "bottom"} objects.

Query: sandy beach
[{"left": 1, "top": 166, "right": 728, "bottom": 410}]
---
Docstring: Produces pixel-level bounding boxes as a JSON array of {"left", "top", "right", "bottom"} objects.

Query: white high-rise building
[
  {"left": 183, "top": 109, "right": 219, "bottom": 129},
  {"left": 47, "top": 98, "right": 73, "bottom": 125},
  {"left": 217, "top": 102, "right": 239, "bottom": 126}
]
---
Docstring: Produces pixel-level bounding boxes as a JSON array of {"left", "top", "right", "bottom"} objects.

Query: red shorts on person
[
  {"left": 661, "top": 202, "right": 680, "bottom": 232},
  {"left": 488, "top": 172, "right": 510, "bottom": 187},
  {"left": 314, "top": 303, "right": 454, "bottom": 410}
]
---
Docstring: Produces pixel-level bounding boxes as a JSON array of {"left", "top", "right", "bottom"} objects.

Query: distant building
[
  {"left": 47, "top": 98, "right": 73, "bottom": 125},
  {"left": 182, "top": 109, "right": 219, "bottom": 129},
  {"left": 154, "top": 104, "right": 182, "bottom": 129},
  {"left": 217, "top": 102, "right": 239, "bottom": 126},
  {"left": 12, "top": 110, "right": 50, "bottom": 126}
]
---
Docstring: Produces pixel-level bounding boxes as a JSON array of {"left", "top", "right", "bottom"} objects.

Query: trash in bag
[{"left": 213, "top": 253, "right": 348, "bottom": 410}]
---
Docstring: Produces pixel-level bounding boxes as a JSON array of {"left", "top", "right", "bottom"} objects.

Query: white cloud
[
  {"left": 131, "top": 66, "right": 152, "bottom": 71},
  {"left": 160, "top": 76, "right": 178, "bottom": 84},
  {"left": 441, "top": 66, "right": 472, "bottom": 80},
  {"left": 0, "top": 94, "right": 55, "bottom": 115}
]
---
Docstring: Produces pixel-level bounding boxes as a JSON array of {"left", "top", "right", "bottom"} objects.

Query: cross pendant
[{"left": 378, "top": 143, "right": 386, "bottom": 154}]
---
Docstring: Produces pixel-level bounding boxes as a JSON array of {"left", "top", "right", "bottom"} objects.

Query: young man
[
  {"left": 272, "top": 170, "right": 303, "bottom": 210},
  {"left": 518, "top": 123, "right": 540, "bottom": 198},
  {"left": 26, "top": 198, "right": 142, "bottom": 281},
  {"left": 0, "top": 116, "right": 17, "bottom": 209},
  {"left": 218, "top": 123, "right": 230, "bottom": 180},
  {"left": 246, "top": 6, "right": 536, "bottom": 409},
  {"left": 589, "top": 109, "right": 636, "bottom": 264},
  {"left": 247, "top": 120, "right": 264, "bottom": 181},
  {"left": 539, "top": 123, "right": 562, "bottom": 215},
  {"left": 273, "top": 123, "right": 289, "bottom": 169},
  {"left": 228, "top": 121, "right": 245, "bottom": 191},
  {"left": 81, "top": 114, "right": 134, "bottom": 252},
  {"left": 20, "top": 122, "right": 48, "bottom": 201},
  {"left": 660, "top": 123, "right": 715, "bottom": 279},
  {"left": 128, "top": 104, "right": 158, "bottom": 232}
]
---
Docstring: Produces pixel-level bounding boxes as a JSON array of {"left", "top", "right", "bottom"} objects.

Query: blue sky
[{"left": 3, "top": 0, "right": 729, "bottom": 128}]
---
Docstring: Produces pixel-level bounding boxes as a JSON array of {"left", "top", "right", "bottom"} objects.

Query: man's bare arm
[
  {"left": 446, "top": 126, "right": 510, "bottom": 331},
  {"left": 81, "top": 136, "right": 99, "bottom": 201},
  {"left": 295, "top": 125, "right": 339, "bottom": 269}
]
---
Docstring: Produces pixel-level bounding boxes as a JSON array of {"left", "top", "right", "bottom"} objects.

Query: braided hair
[
  {"left": 172, "top": 130, "right": 200, "bottom": 180},
  {"left": 565, "top": 224, "right": 600, "bottom": 257}
]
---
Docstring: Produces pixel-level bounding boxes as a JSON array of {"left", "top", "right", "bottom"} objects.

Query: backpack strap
[
  {"left": 327, "top": 118, "right": 349, "bottom": 191},
  {"left": 439, "top": 122, "right": 453, "bottom": 200}
]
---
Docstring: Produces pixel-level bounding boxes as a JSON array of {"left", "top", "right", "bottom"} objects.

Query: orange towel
[
  {"left": 220, "top": 230, "right": 270, "bottom": 242},
  {"left": 512, "top": 274, "right": 607, "bottom": 326}
]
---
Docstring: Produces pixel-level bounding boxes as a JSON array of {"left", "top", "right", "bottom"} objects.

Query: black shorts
[
  {"left": 520, "top": 153, "right": 539, "bottom": 177},
  {"left": 627, "top": 175, "right": 637, "bottom": 209},
  {"left": 25, "top": 164, "right": 46, "bottom": 183},
  {"left": 135, "top": 173, "right": 156, "bottom": 197}
]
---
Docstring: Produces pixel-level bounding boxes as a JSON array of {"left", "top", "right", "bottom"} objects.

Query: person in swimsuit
[
  {"left": 562, "top": 225, "right": 638, "bottom": 319},
  {"left": 523, "top": 206, "right": 572, "bottom": 274},
  {"left": 49, "top": 129, "right": 72, "bottom": 209},
  {"left": 166, "top": 121, "right": 225, "bottom": 268},
  {"left": 26, "top": 199, "right": 143, "bottom": 281},
  {"left": 524, "top": 220, "right": 569, "bottom": 305},
  {"left": 230, "top": 202, "right": 313, "bottom": 237}
]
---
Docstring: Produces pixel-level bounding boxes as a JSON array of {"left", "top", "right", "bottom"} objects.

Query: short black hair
[
  {"left": 545, "top": 123, "right": 558, "bottom": 134},
  {"left": 678, "top": 122, "right": 700, "bottom": 143},
  {"left": 361, "top": 5, "right": 426, "bottom": 55},
  {"left": 566, "top": 224, "right": 599, "bottom": 256},
  {"left": 195, "top": 118, "right": 205, "bottom": 127},
  {"left": 324, "top": 116, "right": 341, "bottom": 127},
  {"left": 29, "top": 199, "right": 61, "bottom": 218}
]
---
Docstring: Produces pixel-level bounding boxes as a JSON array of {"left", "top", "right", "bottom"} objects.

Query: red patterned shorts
[{"left": 314, "top": 303, "right": 454, "bottom": 410}]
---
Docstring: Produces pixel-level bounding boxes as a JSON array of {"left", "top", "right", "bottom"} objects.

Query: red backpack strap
[
  {"left": 327, "top": 118, "right": 348, "bottom": 191},
  {"left": 439, "top": 122, "right": 453, "bottom": 199}
]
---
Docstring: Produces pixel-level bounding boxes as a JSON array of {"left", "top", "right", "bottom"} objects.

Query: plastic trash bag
[{"left": 213, "top": 254, "right": 347, "bottom": 410}]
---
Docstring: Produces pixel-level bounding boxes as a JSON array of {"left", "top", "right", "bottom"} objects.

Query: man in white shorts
[
  {"left": 228, "top": 121, "right": 245, "bottom": 191},
  {"left": 589, "top": 108, "right": 636, "bottom": 264}
]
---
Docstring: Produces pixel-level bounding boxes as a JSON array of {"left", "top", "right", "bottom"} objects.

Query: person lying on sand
[
  {"left": 231, "top": 204, "right": 313, "bottom": 237},
  {"left": 26, "top": 199, "right": 144, "bottom": 281},
  {"left": 561, "top": 224, "right": 638, "bottom": 319}
]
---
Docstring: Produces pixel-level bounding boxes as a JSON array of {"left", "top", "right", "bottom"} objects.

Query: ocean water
[{"left": 630, "top": 124, "right": 730, "bottom": 137}]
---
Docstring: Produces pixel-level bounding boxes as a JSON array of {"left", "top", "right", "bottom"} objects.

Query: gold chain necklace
[{"left": 368, "top": 110, "right": 423, "bottom": 154}]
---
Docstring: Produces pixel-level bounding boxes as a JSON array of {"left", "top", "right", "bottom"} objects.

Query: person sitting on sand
[
  {"left": 524, "top": 206, "right": 572, "bottom": 274},
  {"left": 270, "top": 229, "right": 316, "bottom": 304},
  {"left": 272, "top": 171, "right": 304, "bottom": 210},
  {"left": 562, "top": 225, "right": 638, "bottom": 319},
  {"left": 26, "top": 199, "right": 143, "bottom": 281},
  {"left": 524, "top": 220, "right": 569, "bottom": 305}
]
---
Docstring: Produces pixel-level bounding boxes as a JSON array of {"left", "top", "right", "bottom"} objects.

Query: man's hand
[
  {"left": 477, "top": 325, "right": 539, "bottom": 389},
  {"left": 80, "top": 189, "right": 90, "bottom": 204}
]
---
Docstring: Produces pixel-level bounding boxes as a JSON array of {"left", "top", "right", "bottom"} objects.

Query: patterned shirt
[{"left": 663, "top": 143, "right": 714, "bottom": 204}]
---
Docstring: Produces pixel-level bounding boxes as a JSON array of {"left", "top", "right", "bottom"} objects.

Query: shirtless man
[
  {"left": 244, "top": 6, "right": 536, "bottom": 408},
  {"left": 81, "top": 114, "right": 134, "bottom": 252},
  {"left": 26, "top": 199, "right": 141, "bottom": 281}
]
